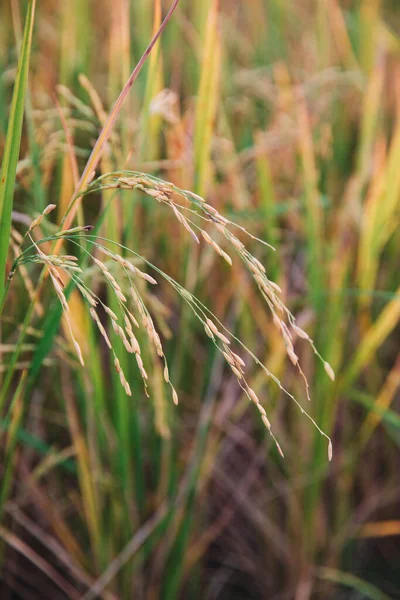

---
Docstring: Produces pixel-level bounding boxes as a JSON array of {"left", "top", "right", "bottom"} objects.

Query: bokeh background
[{"left": 1, "top": 0, "right": 400, "bottom": 598}]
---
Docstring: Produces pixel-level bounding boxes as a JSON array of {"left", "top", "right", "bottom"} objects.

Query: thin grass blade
[{"left": 0, "top": 0, "right": 36, "bottom": 307}]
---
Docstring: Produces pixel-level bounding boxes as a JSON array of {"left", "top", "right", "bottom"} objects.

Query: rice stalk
[{"left": 8, "top": 185, "right": 334, "bottom": 460}]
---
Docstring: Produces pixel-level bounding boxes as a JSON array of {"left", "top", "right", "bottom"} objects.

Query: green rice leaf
[
  {"left": 0, "top": 0, "right": 36, "bottom": 308},
  {"left": 317, "top": 567, "right": 392, "bottom": 600}
]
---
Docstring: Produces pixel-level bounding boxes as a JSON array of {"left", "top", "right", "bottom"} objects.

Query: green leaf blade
[{"left": 0, "top": 0, "right": 36, "bottom": 308}]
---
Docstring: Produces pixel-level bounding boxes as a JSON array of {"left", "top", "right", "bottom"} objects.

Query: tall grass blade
[
  {"left": 342, "top": 286, "right": 400, "bottom": 388},
  {"left": 0, "top": 0, "right": 36, "bottom": 308},
  {"left": 0, "top": 370, "right": 27, "bottom": 530},
  {"left": 317, "top": 567, "right": 392, "bottom": 600},
  {"left": 193, "top": 0, "right": 221, "bottom": 197}
]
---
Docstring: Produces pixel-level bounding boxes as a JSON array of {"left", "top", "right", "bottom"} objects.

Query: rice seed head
[
  {"left": 129, "top": 286, "right": 142, "bottom": 307},
  {"left": 63, "top": 264, "right": 82, "bottom": 273},
  {"left": 139, "top": 367, "right": 148, "bottom": 381},
  {"left": 204, "top": 324, "right": 214, "bottom": 339},
  {"left": 90, "top": 308, "right": 112, "bottom": 349},
  {"left": 187, "top": 190, "right": 206, "bottom": 203},
  {"left": 324, "top": 361, "right": 335, "bottom": 381},
  {"left": 28, "top": 216, "right": 43, "bottom": 233},
  {"left": 268, "top": 280, "right": 282, "bottom": 293},
  {"left": 55, "top": 225, "right": 93, "bottom": 236},
  {"left": 172, "top": 388, "right": 179, "bottom": 405},
  {"left": 222, "top": 351, "right": 235, "bottom": 366},
  {"left": 50, "top": 275, "right": 69, "bottom": 312},
  {"left": 287, "top": 348, "right": 299, "bottom": 366},
  {"left": 249, "top": 262, "right": 260, "bottom": 275},
  {"left": 136, "top": 354, "right": 148, "bottom": 380},
  {"left": 293, "top": 324, "right": 310, "bottom": 340},
  {"left": 210, "top": 239, "right": 232, "bottom": 266},
  {"left": 105, "top": 271, "right": 123, "bottom": 292},
  {"left": 180, "top": 288, "right": 192, "bottom": 301},
  {"left": 216, "top": 331, "right": 230, "bottom": 345},
  {"left": 153, "top": 333, "right": 164, "bottom": 357},
  {"left": 261, "top": 414, "right": 271, "bottom": 430},
  {"left": 124, "top": 314, "right": 133, "bottom": 334},
  {"left": 122, "top": 337, "right": 134, "bottom": 353},
  {"left": 104, "top": 306, "right": 118, "bottom": 321},
  {"left": 220, "top": 249, "right": 232, "bottom": 266},
  {"left": 253, "top": 257, "right": 266, "bottom": 273},
  {"left": 231, "top": 365, "right": 242, "bottom": 378},
  {"left": 77, "top": 283, "right": 97, "bottom": 307},
  {"left": 47, "top": 254, "right": 65, "bottom": 267},
  {"left": 127, "top": 310, "right": 139, "bottom": 328},
  {"left": 172, "top": 207, "right": 199, "bottom": 242},
  {"left": 204, "top": 203, "right": 218, "bottom": 216},
  {"left": 247, "top": 388, "right": 259, "bottom": 405},
  {"left": 93, "top": 257, "right": 109, "bottom": 273},
  {"left": 230, "top": 236, "right": 244, "bottom": 251},
  {"left": 112, "top": 320, "right": 128, "bottom": 344},
  {"left": 115, "top": 289, "right": 127, "bottom": 302},
  {"left": 163, "top": 364, "right": 169, "bottom": 383},
  {"left": 43, "top": 203, "right": 57, "bottom": 215},
  {"left": 27, "top": 204, "right": 55, "bottom": 233},
  {"left": 206, "top": 318, "right": 218, "bottom": 335},
  {"left": 201, "top": 230, "right": 212, "bottom": 244},
  {"left": 231, "top": 352, "right": 245, "bottom": 368},
  {"left": 123, "top": 260, "right": 138, "bottom": 274},
  {"left": 73, "top": 171, "right": 337, "bottom": 455},
  {"left": 63, "top": 255, "right": 79, "bottom": 262},
  {"left": 257, "top": 405, "right": 267, "bottom": 417},
  {"left": 50, "top": 267, "right": 65, "bottom": 288},
  {"left": 73, "top": 340, "right": 85, "bottom": 366},
  {"left": 136, "top": 271, "right": 157, "bottom": 285},
  {"left": 113, "top": 356, "right": 131, "bottom": 395},
  {"left": 276, "top": 441, "right": 284, "bottom": 458},
  {"left": 128, "top": 333, "right": 140, "bottom": 354}
]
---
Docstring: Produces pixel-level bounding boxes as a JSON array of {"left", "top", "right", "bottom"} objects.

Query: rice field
[{"left": 0, "top": 1, "right": 400, "bottom": 598}]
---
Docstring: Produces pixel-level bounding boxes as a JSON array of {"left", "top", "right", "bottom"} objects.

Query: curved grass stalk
[
  {"left": 82, "top": 172, "right": 335, "bottom": 375},
  {"left": 10, "top": 225, "right": 333, "bottom": 460}
]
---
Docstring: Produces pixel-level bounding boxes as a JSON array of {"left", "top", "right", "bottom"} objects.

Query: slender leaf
[
  {"left": 0, "top": 0, "right": 36, "bottom": 307},
  {"left": 317, "top": 567, "right": 392, "bottom": 600}
]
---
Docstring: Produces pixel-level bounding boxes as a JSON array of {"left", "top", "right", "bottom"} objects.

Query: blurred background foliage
[{"left": 0, "top": 0, "right": 400, "bottom": 598}]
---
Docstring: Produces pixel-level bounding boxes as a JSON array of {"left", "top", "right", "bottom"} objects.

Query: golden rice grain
[
  {"left": 261, "top": 414, "right": 271, "bottom": 430},
  {"left": 324, "top": 361, "right": 335, "bottom": 381},
  {"left": 172, "top": 388, "right": 179, "bottom": 405},
  {"left": 163, "top": 365, "right": 169, "bottom": 383}
]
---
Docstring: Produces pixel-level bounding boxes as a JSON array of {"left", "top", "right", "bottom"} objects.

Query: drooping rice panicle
[
  {"left": 81, "top": 171, "right": 334, "bottom": 379},
  {"left": 26, "top": 203, "right": 57, "bottom": 236},
  {"left": 83, "top": 233, "right": 332, "bottom": 458},
  {"left": 11, "top": 189, "right": 334, "bottom": 460},
  {"left": 22, "top": 233, "right": 86, "bottom": 367}
]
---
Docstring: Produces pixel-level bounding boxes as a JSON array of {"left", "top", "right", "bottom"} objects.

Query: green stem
[
  {"left": 0, "top": 0, "right": 36, "bottom": 307},
  {"left": 0, "top": 279, "right": 10, "bottom": 315},
  {"left": 0, "top": 269, "right": 44, "bottom": 412}
]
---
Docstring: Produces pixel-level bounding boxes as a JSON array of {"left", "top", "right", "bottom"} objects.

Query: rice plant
[{"left": 1, "top": 0, "right": 400, "bottom": 599}]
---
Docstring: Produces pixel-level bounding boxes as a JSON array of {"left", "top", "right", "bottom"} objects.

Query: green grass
[
  {"left": 1, "top": 1, "right": 400, "bottom": 598},
  {"left": 0, "top": 0, "right": 36, "bottom": 308}
]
